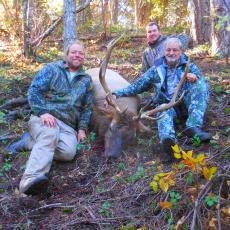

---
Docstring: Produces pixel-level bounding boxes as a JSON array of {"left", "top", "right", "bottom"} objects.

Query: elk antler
[
  {"left": 133, "top": 58, "right": 190, "bottom": 120},
  {"left": 99, "top": 35, "right": 124, "bottom": 113}
]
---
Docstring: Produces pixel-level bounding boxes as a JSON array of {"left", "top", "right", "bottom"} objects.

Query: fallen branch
[{"left": 0, "top": 97, "right": 28, "bottom": 110}]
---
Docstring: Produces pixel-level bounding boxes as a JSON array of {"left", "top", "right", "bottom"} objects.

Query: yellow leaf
[
  {"left": 157, "top": 173, "right": 167, "bottom": 177},
  {"left": 168, "top": 179, "right": 175, "bottom": 186},
  {"left": 182, "top": 151, "right": 187, "bottom": 160},
  {"left": 150, "top": 181, "right": 158, "bottom": 192},
  {"left": 160, "top": 201, "right": 173, "bottom": 209},
  {"left": 174, "top": 153, "right": 181, "bottom": 159},
  {"left": 159, "top": 178, "right": 169, "bottom": 192},
  {"left": 187, "top": 150, "right": 193, "bottom": 158},
  {"left": 203, "top": 167, "right": 209, "bottom": 180},
  {"left": 172, "top": 144, "right": 180, "bottom": 154},
  {"left": 153, "top": 175, "right": 160, "bottom": 182},
  {"left": 196, "top": 154, "right": 205, "bottom": 162},
  {"left": 208, "top": 166, "right": 217, "bottom": 180}
]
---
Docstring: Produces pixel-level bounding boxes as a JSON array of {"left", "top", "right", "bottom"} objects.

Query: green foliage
[
  {"left": 99, "top": 201, "right": 112, "bottom": 217},
  {"left": 0, "top": 112, "right": 6, "bottom": 124},
  {"left": 61, "top": 207, "right": 73, "bottom": 213},
  {"left": 192, "top": 135, "right": 202, "bottom": 147},
  {"left": 2, "top": 160, "right": 12, "bottom": 172},
  {"left": 129, "top": 166, "right": 145, "bottom": 183},
  {"left": 137, "top": 134, "right": 156, "bottom": 147},
  {"left": 186, "top": 171, "right": 194, "bottom": 185},
  {"left": 215, "top": 15, "right": 229, "bottom": 31},
  {"left": 169, "top": 191, "right": 182, "bottom": 207},
  {"left": 76, "top": 131, "right": 96, "bottom": 153},
  {"left": 204, "top": 193, "right": 218, "bottom": 207},
  {"left": 119, "top": 225, "right": 135, "bottom": 230},
  {"left": 118, "top": 162, "right": 126, "bottom": 171},
  {"left": 214, "top": 85, "right": 223, "bottom": 95}
]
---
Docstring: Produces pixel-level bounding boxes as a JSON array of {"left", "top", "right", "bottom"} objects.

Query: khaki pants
[{"left": 19, "top": 115, "right": 78, "bottom": 192}]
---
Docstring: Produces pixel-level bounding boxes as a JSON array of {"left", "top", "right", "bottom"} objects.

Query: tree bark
[
  {"left": 210, "top": 0, "right": 230, "bottom": 58},
  {"left": 187, "top": 0, "right": 211, "bottom": 44},
  {"left": 64, "top": 0, "right": 77, "bottom": 52},
  {"left": 22, "top": 0, "right": 34, "bottom": 57}
]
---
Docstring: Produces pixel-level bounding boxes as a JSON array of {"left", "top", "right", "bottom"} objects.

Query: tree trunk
[
  {"left": 134, "top": 0, "right": 141, "bottom": 27},
  {"left": 187, "top": 0, "right": 211, "bottom": 44},
  {"left": 109, "top": 0, "right": 118, "bottom": 25},
  {"left": 22, "top": 0, "right": 34, "bottom": 58},
  {"left": 101, "top": 0, "right": 108, "bottom": 39},
  {"left": 210, "top": 0, "right": 230, "bottom": 58},
  {"left": 64, "top": 0, "right": 77, "bottom": 52}
]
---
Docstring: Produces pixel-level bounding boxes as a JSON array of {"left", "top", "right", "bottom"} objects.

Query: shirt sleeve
[{"left": 28, "top": 65, "right": 53, "bottom": 116}]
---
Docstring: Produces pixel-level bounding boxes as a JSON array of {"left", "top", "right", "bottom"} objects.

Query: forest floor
[{"left": 0, "top": 36, "right": 229, "bottom": 230}]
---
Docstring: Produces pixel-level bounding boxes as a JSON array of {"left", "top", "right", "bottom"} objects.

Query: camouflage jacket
[
  {"left": 114, "top": 55, "right": 206, "bottom": 105},
  {"left": 141, "top": 34, "right": 191, "bottom": 74},
  {"left": 28, "top": 60, "right": 93, "bottom": 130}
]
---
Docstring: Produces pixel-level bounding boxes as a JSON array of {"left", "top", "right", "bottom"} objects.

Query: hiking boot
[
  {"left": 160, "top": 138, "right": 175, "bottom": 163},
  {"left": 19, "top": 175, "right": 49, "bottom": 195},
  {"left": 6, "top": 132, "right": 30, "bottom": 157},
  {"left": 184, "top": 127, "right": 211, "bottom": 141}
]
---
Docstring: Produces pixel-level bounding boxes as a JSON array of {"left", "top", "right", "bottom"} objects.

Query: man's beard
[
  {"left": 68, "top": 60, "right": 82, "bottom": 70},
  {"left": 165, "top": 56, "right": 179, "bottom": 66}
]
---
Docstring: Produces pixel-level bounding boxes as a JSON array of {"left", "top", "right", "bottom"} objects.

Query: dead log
[{"left": 0, "top": 97, "right": 28, "bottom": 110}]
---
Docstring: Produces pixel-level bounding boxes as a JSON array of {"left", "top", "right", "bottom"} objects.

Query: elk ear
[{"left": 136, "top": 121, "right": 152, "bottom": 134}]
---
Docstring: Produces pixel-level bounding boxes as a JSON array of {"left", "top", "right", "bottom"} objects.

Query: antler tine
[
  {"left": 137, "top": 58, "right": 190, "bottom": 120},
  {"left": 99, "top": 35, "right": 124, "bottom": 112}
]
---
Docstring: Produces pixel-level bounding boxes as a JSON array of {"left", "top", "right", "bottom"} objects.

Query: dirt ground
[{"left": 0, "top": 37, "right": 229, "bottom": 230}]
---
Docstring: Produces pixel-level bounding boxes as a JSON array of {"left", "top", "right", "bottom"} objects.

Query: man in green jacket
[{"left": 9, "top": 40, "right": 93, "bottom": 195}]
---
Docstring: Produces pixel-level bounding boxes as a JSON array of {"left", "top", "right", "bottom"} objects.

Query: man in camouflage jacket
[
  {"left": 141, "top": 22, "right": 190, "bottom": 74},
  {"left": 113, "top": 38, "right": 210, "bottom": 163},
  {"left": 11, "top": 40, "right": 93, "bottom": 195}
]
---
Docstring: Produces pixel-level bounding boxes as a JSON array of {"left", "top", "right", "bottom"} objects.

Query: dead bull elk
[
  {"left": 86, "top": 37, "right": 150, "bottom": 158},
  {"left": 86, "top": 37, "right": 189, "bottom": 159}
]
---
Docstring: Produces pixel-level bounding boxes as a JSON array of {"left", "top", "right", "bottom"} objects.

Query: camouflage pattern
[
  {"left": 113, "top": 54, "right": 209, "bottom": 142},
  {"left": 141, "top": 34, "right": 191, "bottom": 74},
  {"left": 28, "top": 60, "right": 93, "bottom": 130}
]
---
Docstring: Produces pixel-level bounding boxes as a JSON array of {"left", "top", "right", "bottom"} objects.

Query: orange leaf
[
  {"left": 203, "top": 167, "right": 209, "bottom": 180},
  {"left": 160, "top": 201, "right": 173, "bottom": 209}
]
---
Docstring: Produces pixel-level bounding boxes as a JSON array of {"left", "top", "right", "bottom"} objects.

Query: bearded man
[{"left": 8, "top": 40, "right": 93, "bottom": 195}]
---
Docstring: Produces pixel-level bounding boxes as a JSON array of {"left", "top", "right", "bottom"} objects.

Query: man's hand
[
  {"left": 187, "top": 73, "right": 198, "bottom": 83},
  {"left": 103, "top": 94, "right": 117, "bottom": 108},
  {"left": 78, "top": 129, "right": 86, "bottom": 142},
  {"left": 40, "top": 113, "right": 56, "bottom": 128}
]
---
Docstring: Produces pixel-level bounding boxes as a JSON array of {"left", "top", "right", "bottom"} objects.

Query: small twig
[
  {"left": 28, "top": 203, "right": 75, "bottom": 214},
  {"left": 217, "top": 180, "right": 224, "bottom": 230},
  {"left": 190, "top": 179, "right": 213, "bottom": 230}
]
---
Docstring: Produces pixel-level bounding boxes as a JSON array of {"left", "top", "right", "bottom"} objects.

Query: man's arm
[
  {"left": 28, "top": 64, "right": 53, "bottom": 116},
  {"left": 113, "top": 67, "right": 160, "bottom": 97}
]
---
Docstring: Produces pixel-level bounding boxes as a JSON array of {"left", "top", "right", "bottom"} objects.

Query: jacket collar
[{"left": 148, "top": 35, "right": 167, "bottom": 48}]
